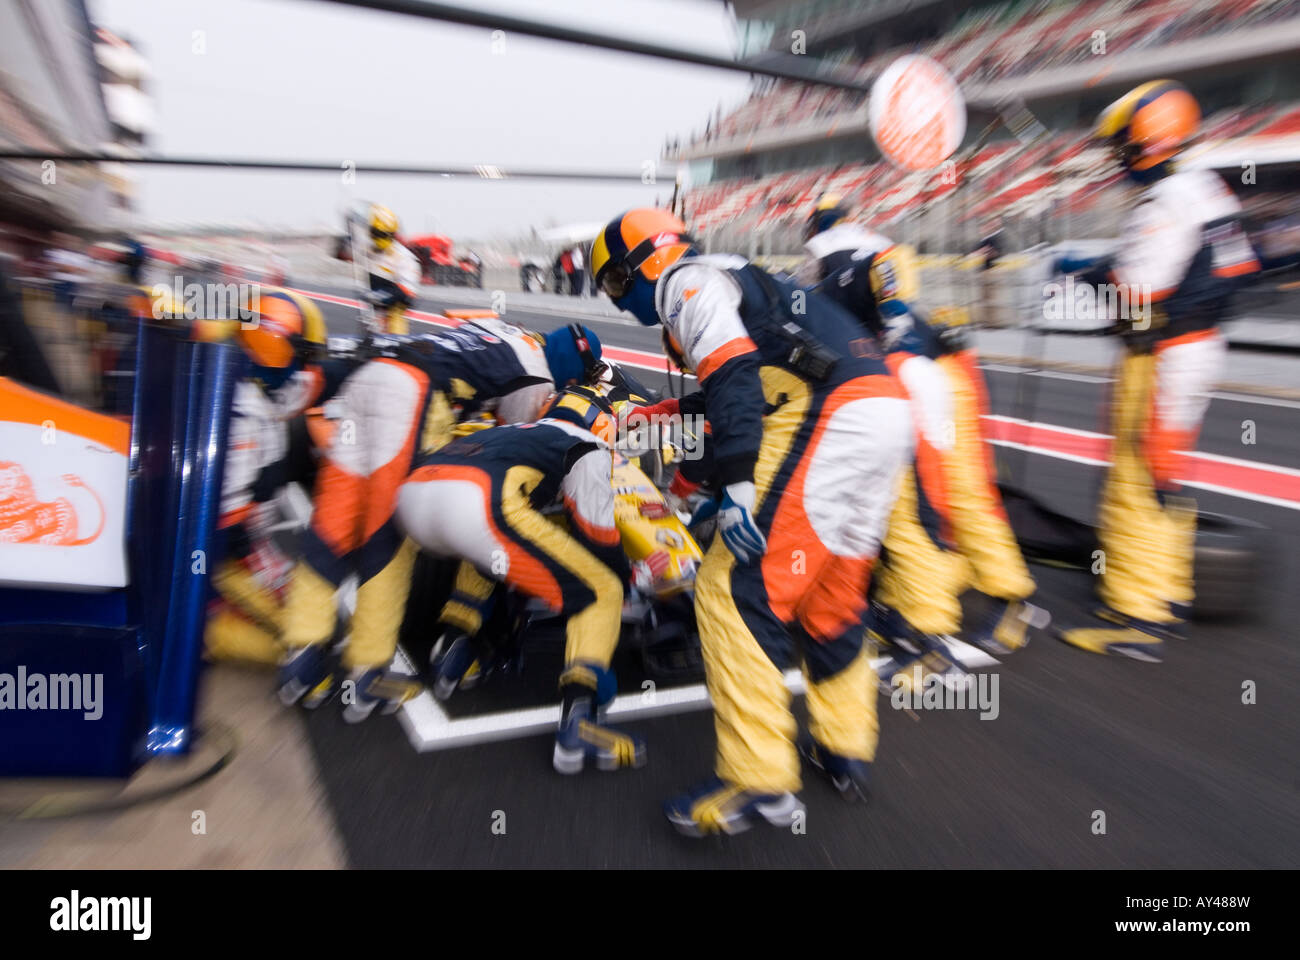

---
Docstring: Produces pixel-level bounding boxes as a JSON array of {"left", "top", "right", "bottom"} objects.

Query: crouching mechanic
[
  {"left": 428, "top": 323, "right": 607, "bottom": 696},
  {"left": 198, "top": 289, "right": 326, "bottom": 663},
  {"left": 276, "top": 316, "right": 603, "bottom": 720},
  {"left": 1056, "top": 81, "right": 1259, "bottom": 661},
  {"left": 397, "top": 385, "right": 649, "bottom": 774},
  {"left": 593, "top": 208, "right": 913, "bottom": 836},
  {"left": 799, "top": 195, "right": 1045, "bottom": 665}
]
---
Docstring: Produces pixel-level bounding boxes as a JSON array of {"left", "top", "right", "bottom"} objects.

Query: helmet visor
[
  {"left": 598, "top": 261, "right": 634, "bottom": 300},
  {"left": 595, "top": 231, "right": 692, "bottom": 301}
]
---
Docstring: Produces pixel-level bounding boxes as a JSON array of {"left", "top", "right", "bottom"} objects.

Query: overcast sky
[{"left": 88, "top": 0, "right": 752, "bottom": 239}]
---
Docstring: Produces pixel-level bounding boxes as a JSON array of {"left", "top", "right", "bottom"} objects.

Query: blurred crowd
[{"left": 677, "top": 0, "right": 1300, "bottom": 153}]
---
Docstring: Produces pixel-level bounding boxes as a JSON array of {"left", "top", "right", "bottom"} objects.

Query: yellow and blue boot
[
  {"left": 869, "top": 600, "right": 970, "bottom": 693},
  {"left": 432, "top": 631, "right": 488, "bottom": 701},
  {"left": 342, "top": 666, "right": 425, "bottom": 723},
  {"left": 664, "top": 777, "right": 805, "bottom": 837},
  {"left": 1057, "top": 605, "right": 1175, "bottom": 663},
  {"left": 553, "top": 663, "right": 646, "bottom": 774},
  {"left": 967, "top": 594, "right": 1051, "bottom": 656},
  {"left": 799, "top": 737, "right": 871, "bottom": 803},
  {"left": 277, "top": 644, "right": 337, "bottom": 709}
]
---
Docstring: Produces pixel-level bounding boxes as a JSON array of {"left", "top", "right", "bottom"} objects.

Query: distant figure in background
[
  {"left": 120, "top": 237, "right": 146, "bottom": 285},
  {"left": 552, "top": 251, "right": 566, "bottom": 293},
  {"left": 559, "top": 246, "right": 575, "bottom": 295},
  {"left": 45, "top": 235, "right": 91, "bottom": 309},
  {"left": 569, "top": 245, "right": 585, "bottom": 296},
  {"left": 976, "top": 219, "right": 1004, "bottom": 270},
  {"left": 974, "top": 218, "right": 1004, "bottom": 326},
  {"left": 364, "top": 204, "right": 419, "bottom": 334}
]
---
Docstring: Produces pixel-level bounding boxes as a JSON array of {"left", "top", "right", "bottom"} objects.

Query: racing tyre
[
  {"left": 1191, "top": 512, "right": 1269, "bottom": 620},
  {"left": 1000, "top": 485, "right": 1269, "bottom": 620}
]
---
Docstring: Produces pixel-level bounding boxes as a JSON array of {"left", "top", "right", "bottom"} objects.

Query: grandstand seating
[
  {"left": 677, "top": 0, "right": 1300, "bottom": 153},
  {"left": 682, "top": 101, "right": 1300, "bottom": 245}
]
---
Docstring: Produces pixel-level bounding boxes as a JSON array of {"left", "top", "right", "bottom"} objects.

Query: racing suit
[
  {"left": 802, "top": 222, "right": 1036, "bottom": 644},
  {"left": 657, "top": 253, "right": 912, "bottom": 795},
  {"left": 397, "top": 417, "right": 627, "bottom": 681},
  {"left": 1069, "top": 168, "right": 1259, "bottom": 638},
  {"left": 280, "top": 318, "right": 554, "bottom": 674},
  {"left": 429, "top": 359, "right": 671, "bottom": 668},
  {"left": 206, "top": 362, "right": 324, "bottom": 664},
  {"left": 368, "top": 240, "right": 421, "bottom": 334}
]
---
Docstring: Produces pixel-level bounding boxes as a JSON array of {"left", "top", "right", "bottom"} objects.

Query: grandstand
[{"left": 672, "top": 0, "right": 1300, "bottom": 257}]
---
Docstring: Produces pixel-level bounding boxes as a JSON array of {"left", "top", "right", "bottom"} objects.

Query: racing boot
[
  {"left": 866, "top": 599, "right": 908, "bottom": 651},
  {"left": 1092, "top": 602, "right": 1187, "bottom": 643},
  {"left": 870, "top": 603, "right": 970, "bottom": 694},
  {"left": 1057, "top": 607, "right": 1168, "bottom": 663},
  {"left": 553, "top": 663, "right": 645, "bottom": 774},
  {"left": 886, "top": 646, "right": 971, "bottom": 697},
  {"left": 799, "top": 737, "right": 871, "bottom": 803},
  {"left": 431, "top": 631, "right": 486, "bottom": 701},
  {"left": 968, "top": 595, "right": 1051, "bottom": 656},
  {"left": 341, "top": 665, "right": 425, "bottom": 723},
  {"left": 664, "top": 776, "right": 805, "bottom": 838},
  {"left": 277, "top": 644, "right": 336, "bottom": 709}
]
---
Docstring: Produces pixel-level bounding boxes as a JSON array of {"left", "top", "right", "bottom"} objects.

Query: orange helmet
[
  {"left": 239, "top": 292, "right": 323, "bottom": 369},
  {"left": 590, "top": 208, "right": 693, "bottom": 301},
  {"left": 196, "top": 289, "right": 326, "bottom": 376},
  {"left": 1095, "top": 80, "right": 1200, "bottom": 172}
]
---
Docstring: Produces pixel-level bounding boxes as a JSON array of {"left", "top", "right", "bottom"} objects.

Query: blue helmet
[{"left": 543, "top": 323, "right": 604, "bottom": 386}]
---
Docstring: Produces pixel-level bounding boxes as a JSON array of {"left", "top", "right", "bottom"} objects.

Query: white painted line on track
[
  {"left": 1170, "top": 481, "right": 1300, "bottom": 512},
  {"left": 983, "top": 414, "right": 1106, "bottom": 439},
  {"left": 977, "top": 363, "right": 1028, "bottom": 374},
  {"left": 979, "top": 363, "right": 1113, "bottom": 384},
  {"left": 989, "top": 439, "right": 1108, "bottom": 468},
  {"left": 1025, "top": 370, "right": 1112, "bottom": 384},
  {"left": 1209, "top": 391, "right": 1300, "bottom": 410},
  {"left": 979, "top": 364, "right": 1300, "bottom": 401},
  {"left": 392, "top": 640, "right": 996, "bottom": 753},
  {"left": 1189, "top": 449, "right": 1300, "bottom": 478}
]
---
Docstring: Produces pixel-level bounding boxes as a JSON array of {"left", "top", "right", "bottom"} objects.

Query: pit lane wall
[{"left": 0, "top": 320, "right": 238, "bottom": 776}]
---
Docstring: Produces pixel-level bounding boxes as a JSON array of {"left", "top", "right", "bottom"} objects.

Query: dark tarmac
[{"left": 295, "top": 289, "right": 1299, "bottom": 868}]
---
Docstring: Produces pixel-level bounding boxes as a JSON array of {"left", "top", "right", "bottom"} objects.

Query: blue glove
[
  {"left": 688, "top": 497, "right": 719, "bottom": 529},
  {"left": 716, "top": 481, "right": 766, "bottom": 564}
]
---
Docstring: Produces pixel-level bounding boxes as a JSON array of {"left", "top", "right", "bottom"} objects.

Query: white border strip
[
  {"left": 988, "top": 438, "right": 1300, "bottom": 510},
  {"left": 393, "top": 640, "right": 995, "bottom": 753}
]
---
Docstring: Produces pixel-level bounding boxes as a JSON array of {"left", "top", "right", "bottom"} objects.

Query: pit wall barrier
[{"left": 0, "top": 320, "right": 238, "bottom": 776}]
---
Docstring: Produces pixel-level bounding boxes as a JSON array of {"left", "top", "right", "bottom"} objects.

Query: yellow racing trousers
[
  {"left": 875, "top": 349, "right": 1035, "bottom": 635},
  {"left": 1097, "top": 330, "right": 1224, "bottom": 623},
  {"left": 397, "top": 463, "right": 623, "bottom": 671},
  {"left": 694, "top": 368, "right": 912, "bottom": 794},
  {"left": 281, "top": 358, "right": 454, "bottom": 670}
]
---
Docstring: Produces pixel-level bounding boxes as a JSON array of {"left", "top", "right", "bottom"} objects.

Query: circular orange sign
[{"left": 869, "top": 55, "right": 967, "bottom": 171}]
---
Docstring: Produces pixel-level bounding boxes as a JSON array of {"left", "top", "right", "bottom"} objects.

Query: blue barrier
[{"left": 0, "top": 319, "right": 238, "bottom": 776}]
